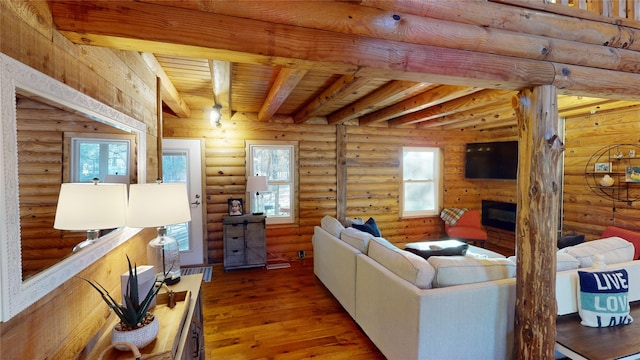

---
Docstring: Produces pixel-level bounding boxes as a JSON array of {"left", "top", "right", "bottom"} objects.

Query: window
[
  {"left": 71, "top": 138, "right": 130, "bottom": 183},
  {"left": 163, "top": 149, "right": 189, "bottom": 251},
  {"left": 401, "top": 147, "right": 442, "bottom": 217},
  {"left": 248, "top": 142, "right": 297, "bottom": 224}
]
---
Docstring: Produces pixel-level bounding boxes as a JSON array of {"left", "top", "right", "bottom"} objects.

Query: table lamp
[
  {"left": 246, "top": 175, "right": 268, "bottom": 215},
  {"left": 127, "top": 181, "right": 191, "bottom": 284},
  {"left": 53, "top": 179, "right": 128, "bottom": 253}
]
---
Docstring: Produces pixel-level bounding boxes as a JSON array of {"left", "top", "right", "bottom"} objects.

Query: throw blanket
[{"left": 440, "top": 208, "right": 468, "bottom": 225}]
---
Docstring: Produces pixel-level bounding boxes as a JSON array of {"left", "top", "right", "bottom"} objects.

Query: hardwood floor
[
  {"left": 202, "top": 260, "right": 385, "bottom": 359},
  {"left": 202, "top": 244, "right": 513, "bottom": 359}
]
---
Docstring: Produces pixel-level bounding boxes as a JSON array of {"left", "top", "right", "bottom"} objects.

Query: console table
[
  {"left": 556, "top": 301, "right": 640, "bottom": 359},
  {"left": 82, "top": 273, "right": 204, "bottom": 359}
]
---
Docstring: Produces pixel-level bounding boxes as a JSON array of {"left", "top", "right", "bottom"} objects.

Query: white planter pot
[{"left": 111, "top": 314, "right": 159, "bottom": 351}]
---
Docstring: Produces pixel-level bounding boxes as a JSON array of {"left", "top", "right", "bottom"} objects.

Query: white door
[{"left": 162, "top": 139, "right": 205, "bottom": 266}]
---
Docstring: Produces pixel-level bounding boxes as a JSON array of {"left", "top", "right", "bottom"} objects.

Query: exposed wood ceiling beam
[
  {"left": 259, "top": 68, "right": 307, "bottom": 122},
  {"left": 140, "top": 0, "right": 640, "bottom": 73},
  {"left": 208, "top": 60, "right": 232, "bottom": 119},
  {"left": 365, "top": 0, "right": 640, "bottom": 51},
  {"left": 48, "top": 0, "right": 640, "bottom": 111},
  {"left": 459, "top": 113, "right": 518, "bottom": 132},
  {"left": 359, "top": 85, "right": 478, "bottom": 126},
  {"left": 293, "top": 75, "right": 372, "bottom": 124},
  {"left": 140, "top": 52, "right": 191, "bottom": 118},
  {"left": 557, "top": 95, "right": 614, "bottom": 113},
  {"left": 48, "top": 1, "right": 559, "bottom": 91},
  {"left": 425, "top": 99, "right": 517, "bottom": 129},
  {"left": 46, "top": 0, "right": 640, "bottom": 132},
  {"left": 401, "top": 89, "right": 514, "bottom": 128},
  {"left": 559, "top": 99, "right": 637, "bottom": 117},
  {"left": 327, "top": 81, "right": 434, "bottom": 125},
  {"left": 489, "top": 0, "right": 638, "bottom": 28},
  {"left": 440, "top": 106, "right": 517, "bottom": 130}
]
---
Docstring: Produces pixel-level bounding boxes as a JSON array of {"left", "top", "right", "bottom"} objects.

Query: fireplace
[{"left": 482, "top": 200, "right": 516, "bottom": 232}]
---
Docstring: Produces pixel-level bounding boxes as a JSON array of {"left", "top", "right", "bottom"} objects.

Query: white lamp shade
[
  {"left": 246, "top": 176, "right": 268, "bottom": 193},
  {"left": 54, "top": 183, "right": 128, "bottom": 230},
  {"left": 127, "top": 183, "right": 191, "bottom": 228}
]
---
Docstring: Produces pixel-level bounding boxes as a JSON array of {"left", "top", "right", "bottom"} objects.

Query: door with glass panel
[{"left": 162, "top": 139, "right": 205, "bottom": 266}]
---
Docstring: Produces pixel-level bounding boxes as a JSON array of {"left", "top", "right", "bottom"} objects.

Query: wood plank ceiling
[{"left": 47, "top": 0, "right": 640, "bottom": 132}]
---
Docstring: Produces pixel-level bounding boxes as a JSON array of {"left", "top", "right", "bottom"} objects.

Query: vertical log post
[
  {"left": 336, "top": 124, "right": 347, "bottom": 223},
  {"left": 513, "top": 85, "right": 563, "bottom": 359}
]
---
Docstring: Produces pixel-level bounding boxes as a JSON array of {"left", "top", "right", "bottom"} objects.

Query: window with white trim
[
  {"left": 71, "top": 138, "right": 130, "bottom": 183},
  {"left": 401, "top": 147, "right": 442, "bottom": 217},
  {"left": 248, "top": 142, "right": 297, "bottom": 224}
]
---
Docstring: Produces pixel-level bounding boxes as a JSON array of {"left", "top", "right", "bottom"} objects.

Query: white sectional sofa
[{"left": 312, "top": 216, "right": 640, "bottom": 360}]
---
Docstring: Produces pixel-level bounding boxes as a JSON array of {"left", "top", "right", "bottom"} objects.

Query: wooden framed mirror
[{"left": 0, "top": 53, "right": 147, "bottom": 321}]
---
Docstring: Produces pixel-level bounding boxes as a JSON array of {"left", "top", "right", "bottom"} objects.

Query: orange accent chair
[{"left": 444, "top": 209, "right": 488, "bottom": 247}]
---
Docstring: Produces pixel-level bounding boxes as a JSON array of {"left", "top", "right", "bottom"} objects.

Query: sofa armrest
[{"left": 312, "top": 226, "right": 360, "bottom": 318}]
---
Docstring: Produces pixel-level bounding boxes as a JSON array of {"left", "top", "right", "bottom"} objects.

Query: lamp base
[
  {"left": 72, "top": 229, "right": 101, "bottom": 253},
  {"left": 148, "top": 227, "right": 181, "bottom": 285}
]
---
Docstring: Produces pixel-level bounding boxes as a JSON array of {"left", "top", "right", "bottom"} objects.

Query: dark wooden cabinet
[
  {"left": 180, "top": 280, "right": 204, "bottom": 360},
  {"left": 222, "top": 214, "right": 266, "bottom": 271}
]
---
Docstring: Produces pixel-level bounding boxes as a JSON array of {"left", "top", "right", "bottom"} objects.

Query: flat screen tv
[{"left": 465, "top": 141, "right": 518, "bottom": 180}]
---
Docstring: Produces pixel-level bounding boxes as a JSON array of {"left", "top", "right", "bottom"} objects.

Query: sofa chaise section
[{"left": 355, "top": 252, "right": 516, "bottom": 360}]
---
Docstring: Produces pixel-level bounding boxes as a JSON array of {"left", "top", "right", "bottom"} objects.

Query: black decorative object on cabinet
[{"left": 585, "top": 144, "right": 640, "bottom": 204}]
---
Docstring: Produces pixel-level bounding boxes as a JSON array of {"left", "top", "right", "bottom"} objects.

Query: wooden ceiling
[{"left": 47, "top": 0, "right": 640, "bottom": 132}]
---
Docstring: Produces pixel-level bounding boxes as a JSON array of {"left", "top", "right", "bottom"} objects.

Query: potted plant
[{"left": 83, "top": 256, "right": 166, "bottom": 350}]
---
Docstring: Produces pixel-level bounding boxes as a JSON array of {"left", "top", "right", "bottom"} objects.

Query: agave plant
[{"left": 83, "top": 256, "right": 165, "bottom": 330}]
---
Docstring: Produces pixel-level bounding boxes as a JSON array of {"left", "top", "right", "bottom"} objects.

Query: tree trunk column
[{"left": 513, "top": 85, "right": 563, "bottom": 359}]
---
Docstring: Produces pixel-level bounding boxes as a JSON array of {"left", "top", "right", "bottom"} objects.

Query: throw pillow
[
  {"left": 577, "top": 269, "right": 633, "bottom": 327},
  {"left": 558, "top": 232, "right": 585, "bottom": 249},
  {"left": 352, "top": 217, "right": 381, "bottom": 237},
  {"left": 320, "top": 215, "right": 344, "bottom": 238}
]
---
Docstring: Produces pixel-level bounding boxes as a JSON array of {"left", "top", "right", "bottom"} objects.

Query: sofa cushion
[
  {"left": 577, "top": 269, "right": 633, "bottom": 327},
  {"left": 320, "top": 215, "right": 344, "bottom": 238},
  {"left": 367, "top": 237, "right": 435, "bottom": 289},
  {"left": 340, "top": 227, "right": 374, "bottom": 254},
  {"left": 427, "top": 255, "right": 516, "bottom": 288},
  {"left": 559, "top": 237, "right": 634, "bottom": 268},
  {"left": 508, "top": 252, "right": 580, "bottom": 272},
  {"left": 602, "top": 226, "right": 640, "bottom": 259},
  {"left": 558, "top": 232, "right": 585, "bottom": 249},
  {"left": 352, "top": 217, "right": 382, "bottom": 237}
]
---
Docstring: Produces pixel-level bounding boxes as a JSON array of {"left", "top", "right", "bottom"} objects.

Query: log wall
[
  {"left": 1, "top": 2, "right": 159, "bottom": 359},
  {"left": 164, "top": 112, "right": 510, "bottom": 263},
  {"left": 165, "top": 100, "right": 640, "bottom": 263},
  {"left": 5, "top": 1, "right": 640, "bottom": 358},
  {"left": 563, "top": 105, "right": 640, "bottom": 238}
]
